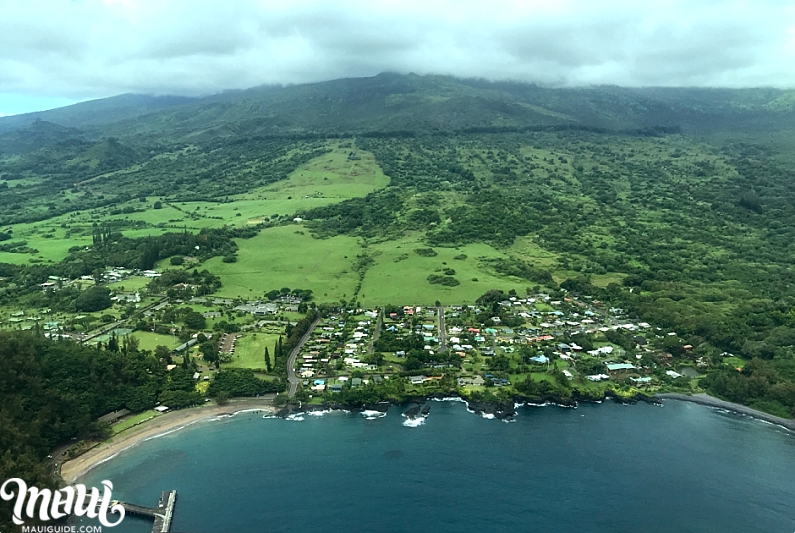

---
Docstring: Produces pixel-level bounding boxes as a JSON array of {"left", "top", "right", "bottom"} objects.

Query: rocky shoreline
[
  {"left": 275, "top": 390, "right": 794, "bottom": 431},
  {"left": 275, "top": 389, "right": 661, "bottom": 422}
]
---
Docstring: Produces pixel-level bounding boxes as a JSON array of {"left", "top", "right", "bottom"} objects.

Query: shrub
[{"left": 427, "top": 274, "right": 460, "bottom": 286}]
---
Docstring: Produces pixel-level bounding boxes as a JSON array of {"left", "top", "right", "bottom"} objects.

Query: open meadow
[
  {"left": 224, "top": 331, "right": 282, "bottom": 370},
  {"left": 359, "top": 237, "right": 530, "bottom": 306},
  {"left": 205, "top": 224, "right": 363, "bottom": 300}
]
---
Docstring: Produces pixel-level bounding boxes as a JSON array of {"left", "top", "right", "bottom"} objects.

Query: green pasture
[
  {"left": 204, "top": 225, "right": 362, "bottom": 301},
  {"left": 132, "top": 331, "right": 180, "bottom": 351},
  {"left": 225, "top": 332, "right": 282, "bottom": 370},
  {"left": 358, "top": 237, "right": 528, "bottom": 306}
]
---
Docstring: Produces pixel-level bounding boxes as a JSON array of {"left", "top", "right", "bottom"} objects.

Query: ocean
[{"left": 79, "top": 399, "right": 795, "bottom": 533}]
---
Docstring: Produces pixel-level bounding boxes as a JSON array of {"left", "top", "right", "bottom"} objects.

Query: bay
[{"left": 79, "top": 400, "right": 795, "bottom": 533}]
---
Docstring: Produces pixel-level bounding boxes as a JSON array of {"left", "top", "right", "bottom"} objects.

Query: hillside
[
  {"left": 2, "top": 74, "right": 794, "bottom": 139},
  {"left": 0, "top": 73, "right": 794, "bottom": 420}
]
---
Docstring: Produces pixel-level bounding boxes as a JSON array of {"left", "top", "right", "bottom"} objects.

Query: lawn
[
  {"left": 224, "top": 332, "right": 283, "bottom": 371},
  {"left": 205, "top": 225, "right": 363, "bottom": 301},
  {"left": 112, "top": 411, "right": 158, "bottom": 434},
  {"left": 108, "top": 276, "right": 152, "bottom": 292},
  {"left": 132, "top": 331, "right": 181, "bottom": 351}
]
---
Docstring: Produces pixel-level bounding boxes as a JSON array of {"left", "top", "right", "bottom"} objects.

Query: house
[
  {"left": 606, "top": 363, "right": 636, "bottom": 372},
  {"left": 154, "top": 405, "right": 170, "bottom": 413},
  {"left": 351, "top": 378, "right": 363, "bottom": 387},
  {"left": 409, "top": 375, "right": 427, "bottom": 385},
  {"left": 329, "top": 384, "right": 343, "bottom": 393}
]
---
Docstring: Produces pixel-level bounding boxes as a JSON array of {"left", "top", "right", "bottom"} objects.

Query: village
[
  {"left": 0, "top": 263, "right": 706, "bottom": 406},
  {"left": 283, "top": 292, "right": 702, "bottom": 402}
]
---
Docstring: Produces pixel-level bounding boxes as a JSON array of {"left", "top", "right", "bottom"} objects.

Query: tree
[
  {"left": 216, "top": 391, "right": 229, "bottom": 405},
  {"left": 153, "top": 201, "right": 163, "bottom": 209},
  {"left": 74, "top": 286, "right": 112, "bottom": 312},
  {"left": 184, "top": 311, "right": 206, "bottom": 330},
  {"left": 264, "top": 347, "right": 272, "bottom": 372},
  {"left": 201, "top": 342, "right": 219, "bottom": 365},
  {"left": 154, "top": 345, "right": 172, "bottom": 364}
]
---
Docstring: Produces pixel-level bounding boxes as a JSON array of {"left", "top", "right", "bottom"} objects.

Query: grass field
[
  {"left": 225, "top": 332, "right": 282, "bottom": 370},
  {"left": 0, "top": 143, "right": 390, "bottom": 265},
  {"left": 205, "top": 225, "right": 363, "bottom": 300},
  {"left": 359, "top": 237, "right": 529, "bottom": 306},
  {"left": 112, "top": 411, "right": 157, "bottom": 434},
  {"left": 132, "top": 331, "right": 181, "bottom": 351},
  {"left": 108, "top": 276, "right": 152, "bottom": 292}
]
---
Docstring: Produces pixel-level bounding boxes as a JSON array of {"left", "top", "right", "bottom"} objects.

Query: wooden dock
[{"left": 115, "top": 490, "right": 177, "bottom": 533}]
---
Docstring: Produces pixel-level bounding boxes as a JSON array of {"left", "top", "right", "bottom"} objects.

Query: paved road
[
  {"left": 368, "top": 308, "right": 383, "bottom": 355},
  {"left": 438, "top": 306, "right": 447, "bottom": 350},
  {"left": 287, "top": 315, "right": 322, "bottom": 398},
  {"left": 82, "top": 296, "right": 168, "bottom": 342}
]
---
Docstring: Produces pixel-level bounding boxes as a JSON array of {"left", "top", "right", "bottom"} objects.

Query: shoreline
[
  {"left": 60, "top": 391, "right": 794, "bottom": 483},
  {"left": 655, "top": 392, "right": 795, "bottom": 431},
  {"left": 60, "top": 398, "right": 276, "bottom": 483}
]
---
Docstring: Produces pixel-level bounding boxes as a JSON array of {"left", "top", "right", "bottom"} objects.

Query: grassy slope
[
  {"left": 224, "top": 332, "right": 282, "bottom": 370},
  {"left": 360, "top": 237, "right": 528, "bottom": 306},
  {"left": 206, "top": 225, "right": 362, "bottom": 300}
]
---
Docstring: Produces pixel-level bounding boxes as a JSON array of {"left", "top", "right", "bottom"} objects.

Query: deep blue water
[{"left": 78, "top": 400, "right": 795, "bottom": 533}]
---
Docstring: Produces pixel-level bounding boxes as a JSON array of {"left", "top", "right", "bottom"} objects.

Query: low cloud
[{"left": 0, "top": 0, "right": 793, "bottom": 101}]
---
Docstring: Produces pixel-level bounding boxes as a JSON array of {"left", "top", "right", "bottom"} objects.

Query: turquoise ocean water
[{"left": 79, "top": 400, "right": 795, "bottom": 533}]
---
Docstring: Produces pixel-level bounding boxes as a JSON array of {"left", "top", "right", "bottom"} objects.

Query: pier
[{"left": 116, "top": 490, "right": 178, "bottom": 532}]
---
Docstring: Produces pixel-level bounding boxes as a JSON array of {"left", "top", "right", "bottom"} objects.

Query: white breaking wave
[
  {"left": 402, "top": 417, "right": 425, "bottom": 427},
  {"left": 361, "top": 410, "right": 387, "bottom": 420},
  {"left": 285, "top": 413, "right": 305, "bottom": 421},
  {"left": 431, "top": 397, "right": 466, "bottom": 403},
  {"left": 307, "top": 409, "right": 334, "bottom": 417},
  {"left": 480, "top": 413, "right": 496, "bottom": 420}
]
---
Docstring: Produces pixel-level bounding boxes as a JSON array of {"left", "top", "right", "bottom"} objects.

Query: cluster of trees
[
  {"left": 0, "top": 330, "right": 199, "bottom": 530},
  {"left": 263, "top": 287, "right": 314, "bottom": 301},
  {"left": 700, "top": 358, "right": 795, "bottom": 418},
  {"left": 207, "top": 369, "right": 285, "bottom": 397},
  {"left": 147, "top": 269, "right": 221, "bottom": 298}
]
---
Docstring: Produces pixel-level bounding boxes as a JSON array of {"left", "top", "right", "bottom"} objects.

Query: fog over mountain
[{"left": 1, "top": 0, "right": 794, "bottom": 115}]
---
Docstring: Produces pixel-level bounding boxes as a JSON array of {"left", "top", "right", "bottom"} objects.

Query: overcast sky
[{"left": 1, "top": 0, "right": 794, "bottom": 115}]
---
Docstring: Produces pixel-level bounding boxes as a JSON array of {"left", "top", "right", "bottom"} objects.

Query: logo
[{"left": 1, "top": 479, "right": 125, "bottom": 527}]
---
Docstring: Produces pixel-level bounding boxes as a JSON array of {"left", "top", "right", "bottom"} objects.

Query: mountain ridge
[{"left": 2, "top": 74, "right": 794, "bottom": 139}]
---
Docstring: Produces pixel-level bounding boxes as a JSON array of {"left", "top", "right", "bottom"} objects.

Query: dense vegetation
[{"left": 2, "top": 74, "right": 795, "bottom": 528}]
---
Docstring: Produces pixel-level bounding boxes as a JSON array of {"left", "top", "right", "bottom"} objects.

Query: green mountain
[
  {"left": 3, "top": 73, "right": 793, "bottom": 139},
  {"left": 1, "top": 72, "right": 795, "bottom": 421}
]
